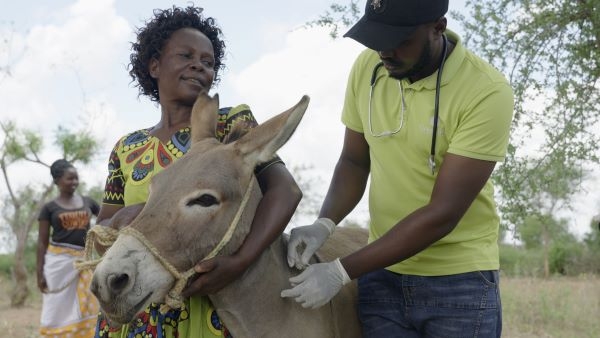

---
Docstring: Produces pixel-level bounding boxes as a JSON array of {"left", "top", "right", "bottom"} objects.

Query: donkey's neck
[
  {"left": 208, "top": 236, "right": 333, "bottom": 337},
  {"left": 208, "top": 237, "right": 290, "bottom": 335}
]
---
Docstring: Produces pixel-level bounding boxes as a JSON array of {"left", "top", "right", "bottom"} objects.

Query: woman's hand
[
  {"left": 37, "top": 274, "right": 48, "bottom": 293},
  {"left": 181, "top": 254, "right": 248, "bottom": 297}
]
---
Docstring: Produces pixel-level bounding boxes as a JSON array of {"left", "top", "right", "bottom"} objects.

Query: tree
[
  {"left": 288, "top": 164, "right": 325, "bottom": 230},
  {"left": 580, "top": 215, "right": 600, "bottom": 274},
  {"left": 455, "top": 0, "right": 600, "bottom": 229},
  {"left": 305, "top": 0, "right": 361, "bottom": 39},
  {"left": 583, "top": 212, "right": 600, "bottom": 250},
  {"left": 509, "top": 149, "right": 589, "bottom": 276},
  {"left": 310, "top": 0, "right": 600, "bottom": 234},
  {"left": 0, "top": 121, "right": 99, "bottom": 306}
]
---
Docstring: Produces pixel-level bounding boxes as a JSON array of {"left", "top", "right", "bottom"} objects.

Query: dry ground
[
  {"left": 0, "top": 275, "right": 41, "bottom": 337},
  {"left": 1, "top": 274, "right": 599, "bottom": 337}
]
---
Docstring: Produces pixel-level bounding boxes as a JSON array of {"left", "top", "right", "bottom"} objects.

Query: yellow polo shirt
[{"left": 342, "top": 30, "right": 514, "bottom": 275}]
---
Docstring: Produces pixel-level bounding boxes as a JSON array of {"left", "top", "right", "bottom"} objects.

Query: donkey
[{"left": 90, "top": 92, "right": 367, "bottom": 337}]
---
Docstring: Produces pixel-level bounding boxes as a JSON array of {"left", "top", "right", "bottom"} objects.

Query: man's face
[{"left": 378, "top": 25, "right": 434, "bottom": 81}]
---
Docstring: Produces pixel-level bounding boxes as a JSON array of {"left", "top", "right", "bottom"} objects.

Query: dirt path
[{"left": 0, "top": 276, "right": 42, "bottom": 337}]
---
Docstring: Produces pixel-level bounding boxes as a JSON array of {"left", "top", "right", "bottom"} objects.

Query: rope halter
[{"left": 75, "top": 177, "right": 255, "bottom": 313}]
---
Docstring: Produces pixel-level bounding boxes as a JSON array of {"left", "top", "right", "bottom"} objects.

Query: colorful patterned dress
[{"left": 96, "top": 104, "right": 279, "bottom": 338}]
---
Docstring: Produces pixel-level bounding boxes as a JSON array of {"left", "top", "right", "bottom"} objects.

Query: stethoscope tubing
[{"left": 368, "top": 34, "right": 448, "bottom": 175}]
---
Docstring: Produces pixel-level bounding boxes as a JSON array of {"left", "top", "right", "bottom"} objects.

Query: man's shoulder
[
  {"left": 347, "top": 48, "right": 381, "bottom": 85},
  {"left": 461, "top": 48, "right": 510, "bottom": 87},
  {"left": 354, "top": 49, "right": 380, "bottom": 67},
  {"left": 446, "top": 30, "right": 510, "bottom": 87}
]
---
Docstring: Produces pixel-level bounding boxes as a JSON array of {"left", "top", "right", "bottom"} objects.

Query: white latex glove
[
  {"left": 287, "top": 218, "right": 336, "bottom": 270},
  {"left": 280, "top": 258, "right": 351, "bottom": 309}
]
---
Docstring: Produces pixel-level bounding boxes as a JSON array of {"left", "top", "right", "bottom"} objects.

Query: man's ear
[
  {"left": 149, "top": 57, "right": 159, "bottom": 79},
  {"left": 434, "top": 16, "right": 447, "bottom": 34}
]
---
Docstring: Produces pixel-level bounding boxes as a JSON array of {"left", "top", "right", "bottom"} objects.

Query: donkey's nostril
[{"left": 107, "top": 273, "right": 130, "bottom": 293}]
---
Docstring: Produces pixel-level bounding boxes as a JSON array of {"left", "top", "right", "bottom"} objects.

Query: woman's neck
[
  {"left": 151, "top": 103, "right": 192, "bottom": 142},
  {"left": 58, "top": 190, "right": 75, "bottom": 199},
  {"left": 55, "top": 192, "right": 82, "bottom": 209}
]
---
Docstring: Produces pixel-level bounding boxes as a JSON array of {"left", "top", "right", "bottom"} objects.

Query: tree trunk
[
  {"left": 10, "top": 235, "right": 29, "bottom": 307},
  {"left": 8, "top": 184, "right": 53, "bottom": 307},
  {"left": 542, "top": 225, "right": 550, "bottom": 278}
]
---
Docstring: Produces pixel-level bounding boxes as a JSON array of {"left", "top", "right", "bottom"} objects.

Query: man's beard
[{"left": 388, "top": 39, "right": 433, "bottom": 81}]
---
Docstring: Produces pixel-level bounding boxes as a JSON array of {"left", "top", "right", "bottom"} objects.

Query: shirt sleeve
[
  {"left": 38, "top": 203, "right": 51, "bottom": 221},
  {"left": 342, "top": 49, "right": 372, "bottom": 133},
  {"left": 86, "top": 196, "right": 101, "bottom": 216},
  {"left": 447, "top": 82, "right": 514, "bottom": 162},
  {"left": 216, "top": 104, "right": 284, "bottom": 175},
  {"left": 102, "top": 139, "right": 126, "bottom": 206}
]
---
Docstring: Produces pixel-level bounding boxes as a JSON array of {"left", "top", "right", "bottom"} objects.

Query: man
[{"left": 281, "top": 0, "right": 514, "bottom": 337}]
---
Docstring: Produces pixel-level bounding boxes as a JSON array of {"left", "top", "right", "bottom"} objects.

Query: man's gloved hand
[
  {"left": 287, "top": 218, "right": 336, "bottom": 270},
  {"left": 280, "top": 258, "right": 351, "bottom": 309}
]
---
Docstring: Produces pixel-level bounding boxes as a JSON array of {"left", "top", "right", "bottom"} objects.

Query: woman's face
[
  {"left": 150, "top": 28, "right": 216, "bottom": 106},
  {"left": 56, "top": 167, "right": 79, "bottom": 194}
]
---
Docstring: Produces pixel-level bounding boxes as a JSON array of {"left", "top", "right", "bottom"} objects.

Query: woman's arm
[
  {"left": 237, "top": 162, "right": 302, "bottom": 266},
  {"left": 36, "top": 219, "right": 50, "bottom": 293},
  {"left": 183, "top": 162, "right": 302, "bottom": 296},
  {"left": 97, "top": 204, "right": 123, "bottom": 225}
]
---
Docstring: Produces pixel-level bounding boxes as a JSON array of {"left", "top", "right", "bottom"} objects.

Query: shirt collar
[{"left": 402, "top": 29, "right": 464, "bottom": 91}]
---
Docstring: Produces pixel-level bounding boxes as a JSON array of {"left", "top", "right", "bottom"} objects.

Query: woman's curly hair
[{"left": 129, "top": 6, "right": 226, "bottom": 102}]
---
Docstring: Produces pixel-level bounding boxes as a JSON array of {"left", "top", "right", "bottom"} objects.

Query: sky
[{"left": 0, "top": 0, "right": 597, "bottom": 253}]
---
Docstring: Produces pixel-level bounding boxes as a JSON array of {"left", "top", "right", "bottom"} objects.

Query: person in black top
[{"left": 37, "top": 159, "right": 100, "bottom": 337}]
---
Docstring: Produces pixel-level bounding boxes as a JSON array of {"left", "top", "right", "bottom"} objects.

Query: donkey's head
[{"left": 91, "top": 92, "right": 309, "bottom": 324}]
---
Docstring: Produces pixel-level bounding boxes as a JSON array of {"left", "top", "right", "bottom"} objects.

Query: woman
[
  {"left": 94, "top": 5, "right": 302, "bottom": 338},
  {"left": 37, "top": 159, "right": 100, "bottom": 337}
]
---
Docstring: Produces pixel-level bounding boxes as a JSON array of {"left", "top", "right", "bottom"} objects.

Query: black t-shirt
[{"left": 38, "top": 196, "right": 100, "bottom": 247}]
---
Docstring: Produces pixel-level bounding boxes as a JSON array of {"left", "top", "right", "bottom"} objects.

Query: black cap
[{"left": 344, "top": 0, "right": 449, "bottom": 51}]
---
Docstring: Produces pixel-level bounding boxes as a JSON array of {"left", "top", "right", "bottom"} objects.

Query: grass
[
  {"left": 1, "top": 273, "right": 599, "bottom": 337},
  {"left": 501, "top": 275, "right": 600, "bottom": 337}
]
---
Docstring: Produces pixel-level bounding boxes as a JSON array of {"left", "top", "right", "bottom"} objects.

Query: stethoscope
[{"left": 368, "top": 34, "right": 448, "bottom": 175}]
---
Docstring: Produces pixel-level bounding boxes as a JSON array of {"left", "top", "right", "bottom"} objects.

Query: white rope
[{"left": 75, "top": 177, "right": 256, "bottom": 313}]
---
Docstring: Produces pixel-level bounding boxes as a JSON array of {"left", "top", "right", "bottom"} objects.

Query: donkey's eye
[{"left": 186, "top": 194, "right": 219, "bottom": 207}]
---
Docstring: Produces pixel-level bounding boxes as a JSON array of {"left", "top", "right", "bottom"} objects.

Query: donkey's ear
[
  {"left": 191, "top": 92, "right": 220, "bottom": 144},
  {"left": 235, "top": 95, "right": 309, "bottom": 166}
]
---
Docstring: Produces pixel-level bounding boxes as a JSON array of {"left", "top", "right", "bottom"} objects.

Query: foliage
[
  {"left": 79, "top": 182, "right": 104, "bottom": 206},
  {"left": 0, "top": 254, "right": 14, "bottom": 276},
  {"left": 305, "top": 0, "right": 361, "bottom": 38},
  {"left": 583, "top": 216, "right": 600, "bottom": 248},
  {"left": 0, "top": 244, "right": 36, "bottom": 278},
  {"left": 499, "top": 232, "right": 600, "bottom": 277},
  {"left": 0, "top": 121, "right": 101, "bottom": 306},
  {"left": 312, "top": 0, "right": 600, "bottom": 248},
  {"left": 288, "top": 164, "right": 325, "bottom": 228},
  {"left": 456, "top": 0, "right": 600, "bottom": 229},
  {"left": 54, "top": 125, "right": 99, "bottom": 164},
  {"left": 548, "top": 233, "right": 582, "bottom": 275},
  {"left": 499, "top": 244, "right": 545, "bottom": 277}
]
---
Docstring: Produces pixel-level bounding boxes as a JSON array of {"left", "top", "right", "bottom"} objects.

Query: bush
[
  {"left": 0, "top": 254, "right": 13, "bottom": 277},
  {"left": 549, "top": 241, "right": 583, "bottom": 275},
  {"left": 0, "top": 244, "right": 38, "bottom": 278},
  {"left": 499, "top": 244, "right": 545, "bottom": 277}
]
